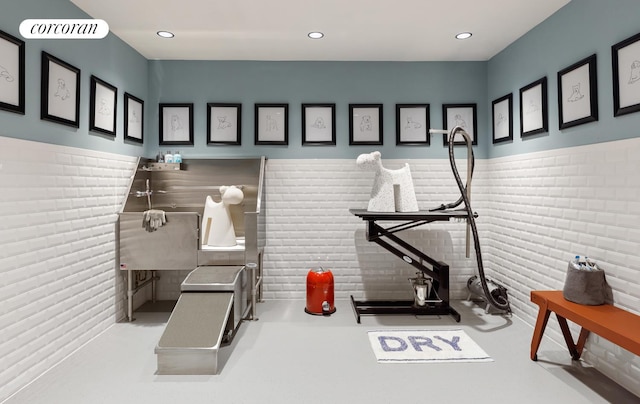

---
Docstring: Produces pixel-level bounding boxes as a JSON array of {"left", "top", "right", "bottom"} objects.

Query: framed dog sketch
[
  {"left": 208, "top": 103, "right": 241, "bottom": 145},
  {"left": 558, "top": 54, "right": 598, "bottom": 129},
  {"left": 612, "top": 32, "right": 640, "bottom": 117},
  {"left": 89, "top": 75, "right": 117, "bottom": 136},
  {"left": 41, "top": 51, "right": 80, "bottom": 127},
  {"left": 349, "top": 104, "right": 382, "bottom": 145},
  {"left": 255, "top": 103, "right": 288, "bottom": 145},
  {"left": 492, "top": 94, "right": 513, "bottom": 144},
  {"left": 124, "top": 92, "right": 144, "bottom": 143},
  {"left": 302, "top": 103, "right": 335, "bottom": 145},
  {"left": 442, "top": 103, "right": 477, "bottom": 145},
  {"left": 519, "top": 77, "right": 548, "bottom": 137},
  {"left": 396, "top": 104, "right": 430, "bottom": 145},
  {"left": 159, "top": 103, "right": 194, "bottom": 145},
  {"left": 0, "top": 29, "right": 25, "bottom": 114}
]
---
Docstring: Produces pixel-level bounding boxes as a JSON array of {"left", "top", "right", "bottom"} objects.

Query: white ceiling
[{"left": 71, "top": 0, "right": 570, "bottom": 61}]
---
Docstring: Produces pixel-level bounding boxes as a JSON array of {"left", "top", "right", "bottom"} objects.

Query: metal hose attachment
[{"left": 446, "top": 126, "right": 510, "bottom": 312}]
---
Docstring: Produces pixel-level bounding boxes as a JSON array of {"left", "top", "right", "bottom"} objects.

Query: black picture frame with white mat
[
  {"left": 0, "top": 29, "right": 25, "bottom": 114},
  {"left": 349, "top": 104, "right": 383, "bottom": 145},
  {"left": 442, "top": 103, "right": 477, "bottom": 145},
  {"left": 612, "top": 32, "right": 640, "bottom": 117},
  {"left": 519, "top": 77, "right": 548, "bottom": 137},
  {"left": 41, "top": 51, "right": 81, "bottom": 128},
  {"left": 557, "top": 54, "right": 598, "bottom": 129}
]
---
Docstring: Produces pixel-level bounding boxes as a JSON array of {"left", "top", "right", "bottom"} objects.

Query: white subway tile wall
[
  {"left": 261, "top": 158, "right": 481, "bottom": 301},
  {"left": 0, "top": 136, "right": 137, "bottom": 402},
  {"left": 1, "top": 135, "right": 639, "bottom": 400},
  {"left": 482, "top": 138, "right": 640, "bottom": 396}
]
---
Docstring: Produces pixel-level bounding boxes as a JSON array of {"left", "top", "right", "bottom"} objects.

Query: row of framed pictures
[
  {"left": 492, "top": 31, "right": 640, "bottom": 144},
  {"left": 0, "top": 29, "right": 144, "bottom": 143},
  {"left": 162, "top": 102, "right": 478, "bottom": 147}
]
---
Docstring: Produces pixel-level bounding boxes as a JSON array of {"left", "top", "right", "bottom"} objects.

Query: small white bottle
[
  {"left": 173, "top": 151, "right": 182, "bottom": 163},
  {"left": 165, "top": 151, "right": 174, "bottom": 163}
]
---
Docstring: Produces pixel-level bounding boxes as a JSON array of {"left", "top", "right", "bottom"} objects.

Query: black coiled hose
[{"left": 443, "top": 126, "right": 510, "bottom": 312}]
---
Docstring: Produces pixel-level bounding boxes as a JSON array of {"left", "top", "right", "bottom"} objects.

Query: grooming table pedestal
[{"left": 349, "top": 209, "right": 474, "bottom": 323}]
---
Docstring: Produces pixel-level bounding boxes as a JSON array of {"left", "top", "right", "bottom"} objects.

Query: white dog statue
[
  {"left": 201, "top": 185, "right": 244, "bottom": 247},
  {"left": 356, "top": 151, "right": 419, "bottom": 212}
]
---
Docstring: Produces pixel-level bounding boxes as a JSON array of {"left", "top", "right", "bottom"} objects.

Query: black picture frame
[
  {"left": 0, "top": 29, "right": 25, "bottom": 114},
  {"left": 302, "top": 103, "right": 336, "bottom": 145},
  {"left": 89, "top": 75, "right": 117, "bottom": 137},
  {"left": 396, "top": 104, "right": 430, "bottom": 145},
  {"left": 41, "top": 51, "right": 80, "bottom": 128},
  {"left": 519, "top": 77, "right": 548, "bottom": 137},
  {"left": 612, "top": 32, "right": 640, "bottom": 117},
  {"left": 208, "top": 103, "right": 241, "bottom": 145},
  {"left": 349, "top": 104, "right": 383, "bottom": 145},
  {"left": 492, "top": 94, "right": 513, "bottom": 144},
  {"left": 442, "top": 103, "right": 477, "bottom": 145},
  {"left": 255, "top": 103, "right": 288, "bottom": 145},
  {"left": 558, "top": 54, "right": 598, "bottom": 129},
  {"left": 159, "top": 103, "right": 194, "bottom": 145},
  {"left": 124, "top": 92, "right": 144, "bottom": 144}
]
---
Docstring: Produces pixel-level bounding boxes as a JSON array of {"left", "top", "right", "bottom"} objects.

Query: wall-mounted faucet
[{"left": 135, "top": 179, "right": 166, "bottom": 210}]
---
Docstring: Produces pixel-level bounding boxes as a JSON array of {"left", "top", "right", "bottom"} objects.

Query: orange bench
[{"left": 530, "top": 290, "right": 640, "bottom": 361}]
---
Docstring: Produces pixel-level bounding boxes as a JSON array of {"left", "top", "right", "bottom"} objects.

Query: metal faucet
[
  {"left": 135, "top": 179, "right": 152, "bottom": 210},
  {"left": 134, "top": 179, "right": 167, "bottom": 210}
]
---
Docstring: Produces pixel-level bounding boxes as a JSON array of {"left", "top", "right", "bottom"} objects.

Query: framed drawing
[
  {"left": 208, "top": 103, "right": 241, "bottom": 145},
  {"left": 159, "top": 103, "right": 194, "bottom": 145},
  {"left": 124, "top": 92, "right": 144, "bottom": 143},
  {"left": 0, "top": 29, "right": 25, "bottom": 114},
  {"left": 302, "top": 103, "right": 335, "bottom": 145},
  {"left": 349, "top": 104, "right": 382, "bottom": 145},
  {"left": 492, "top": 94, "right": 513, "bottom": 144},
  {"left": 612, "top": 32, "right": 640, "bottom": 116},
  {"left": 396, "top": 104, "right": 430, "bottom": 145},
  {"left": 89, "top": 75, "right": 117, "bottom": 136},
  {"left": 519, "top": 77, "right": 548, "bottom": 137},
  {"left": 442, "top": 103, "right": 477, "bottom": 145},
  {"left": 558, "top": 54, "right": 598, "bottom": 129},
  {"left": 255, "top": 103, "right": 288, "bottom": 145},
  {"left": 41, "top": 51, "right": 80, "bottom": 127}
]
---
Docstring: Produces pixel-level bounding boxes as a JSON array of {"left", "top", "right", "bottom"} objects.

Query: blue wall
[
  {"left": 148, "top": 60, "right": 487, "bottom": 159},
  {"left": 0, "top": 0, "right": 148, "bottom": 157},
  {"left": 2, "top": 0, "right": 640, "bottom": 160},
  {"left": 487, "top": 0, "right": 640, "bottom": 158}
]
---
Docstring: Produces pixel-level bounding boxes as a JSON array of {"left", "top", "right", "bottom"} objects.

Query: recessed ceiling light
[
  {"left": 157, "top": 31, "right": 175, "bottom": 38},
  {"left": 455, "top": 32, "right": 472, "bottom": 40},
  {"left": 308, "top": 32, "right": 324, "bottom": 39}
]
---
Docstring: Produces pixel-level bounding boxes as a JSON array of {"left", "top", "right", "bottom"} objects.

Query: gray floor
[{"left": 5, "top": 299, "right": 639, "bottom": 404}]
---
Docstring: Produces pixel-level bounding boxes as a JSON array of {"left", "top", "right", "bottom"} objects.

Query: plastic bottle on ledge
[
  {"left": 570, "top": 255, "right": 581, "bottom": 270},
  {"left": 156, "top": 150, "right": 164, "bottom": 163},
  {"left": 174, "top": 151, "right": 182, "bottom": 163},
  {"left": 165, "top": 151, "right": 174, "bottom": 163}
]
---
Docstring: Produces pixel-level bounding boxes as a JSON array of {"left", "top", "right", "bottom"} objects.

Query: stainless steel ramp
[
  {"left": 155, "top": 293, "right": 233, "bottom": 375},
  {"left": 155, "top": 265, "right": 245, "bottom": 375}
]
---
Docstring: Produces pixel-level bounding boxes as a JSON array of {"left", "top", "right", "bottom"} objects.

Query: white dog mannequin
[
  {"left": 201, "top": 185, "right": 244, "bottom": 247},
  {"left": 356, "top": 151, "right": 419, "bottom": 212}
]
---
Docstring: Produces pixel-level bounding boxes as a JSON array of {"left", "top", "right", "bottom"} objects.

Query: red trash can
[{"left": 305, "top": 267, "right": 336, "bottom": 315}]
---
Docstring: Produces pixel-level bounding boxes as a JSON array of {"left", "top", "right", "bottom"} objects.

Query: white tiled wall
[
  {"left": 261, "top": 158, "right": 481, "bottom": 301},
  {"left": 481, "top": 138, "right": 640, "bottom": 397},
  {"left": 2, "top": 135, "right": 640, "bottom": 400},
  {"left": 0, "top": 136, "right": 137, "bottom": 403}
]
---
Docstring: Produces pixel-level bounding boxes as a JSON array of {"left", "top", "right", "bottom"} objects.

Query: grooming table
[{"left": 349, "top": 209, "right": 476, "bottom": 323}]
